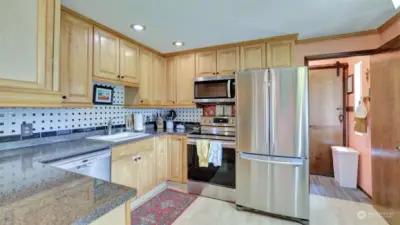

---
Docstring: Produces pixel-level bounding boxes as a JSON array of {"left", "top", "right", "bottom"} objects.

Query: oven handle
[{"left": 188, "top": 138, "right": 236, "bottom": 149}]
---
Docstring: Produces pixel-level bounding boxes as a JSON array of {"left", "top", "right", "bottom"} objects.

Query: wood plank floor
[{"left": 310, "top": 175, "right": 371, "bottom": 204}]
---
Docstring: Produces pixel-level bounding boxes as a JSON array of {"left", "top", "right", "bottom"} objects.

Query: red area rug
[{"left": 131, "top": 189, "right": 197, "bottom": 225}]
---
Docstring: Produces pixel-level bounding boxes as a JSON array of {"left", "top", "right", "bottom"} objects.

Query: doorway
[{"left": 308, "top": 63, "right": 348, "bottom": 176}]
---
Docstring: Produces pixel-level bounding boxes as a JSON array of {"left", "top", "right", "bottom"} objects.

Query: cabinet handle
[
  {"left": 141, "top": 100, "right": 144, "bottom": 103},
  {"left": 396, "top": 146, "right": 400, "bottom": 151},
  {"left": 62, "top": 96, "right": 67, "bottom": 99},
  {"left": 213, "top": 72, "right": 216, "bottom": 75},
  {"left": 117, "top": 75, "right": 121, "bottom": 78},
  {"left": 233, "top": 72, "right": 236, "bottom": 75},
  {"left": 216, "top": 72, "right": 219, "bottom": 75},
  {"left": 132, "top": 156, "right": 137, "bottom": 162},
  {"left": 121, "top": 76, "right": 124, "bottom": 79}
]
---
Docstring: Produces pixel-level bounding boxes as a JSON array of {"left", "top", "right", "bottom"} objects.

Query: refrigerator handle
[
  {"left": 227, "top": 80, "right": 231, "bottom": 98},
  {"left": 239, "top": 153, "right": 303, "bottom": 167},
  {"left": 268, "top": 70, "right": 275, "bottom": 154}
]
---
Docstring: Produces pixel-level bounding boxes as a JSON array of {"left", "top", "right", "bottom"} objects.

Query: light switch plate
[{"left": 21, "top": 123, "right": 33, "bottom": 137}]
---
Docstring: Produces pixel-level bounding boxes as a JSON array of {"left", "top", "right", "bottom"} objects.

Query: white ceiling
[{"left": 61, "top": 0, "right": 399, "bottom": 53}]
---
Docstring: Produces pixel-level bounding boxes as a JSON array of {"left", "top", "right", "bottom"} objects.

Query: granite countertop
[
  {"left": 0, "top": 128, "right": 194, "bottom": 225},
  {"left": 0, "top": 141, "right": 135, "bottom": 225}
]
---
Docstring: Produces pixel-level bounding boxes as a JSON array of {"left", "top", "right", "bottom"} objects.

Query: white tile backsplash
[{"left": 0, "top": 82, "right": 203, "bottom": 136}]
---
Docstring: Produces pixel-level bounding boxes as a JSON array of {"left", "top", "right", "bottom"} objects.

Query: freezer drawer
[{"left": 236, "top": 152, "right": 309, "bottom": 220}]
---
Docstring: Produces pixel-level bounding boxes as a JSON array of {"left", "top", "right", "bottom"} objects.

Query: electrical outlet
[{"left": 21, "top": 123, "right": 33, "bottom": 137}]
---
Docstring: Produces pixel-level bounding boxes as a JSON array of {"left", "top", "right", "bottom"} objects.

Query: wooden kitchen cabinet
[
  {"left": 93, "top": 27, "right": 120, "bottom": 82},
  {"left": 60, "top": 12, "right": 93, "bottom": 107},
  {"left": 240, "top": 43, "right": 266, "bottom": 70},
  {"left": 153, "top": 55, "right": 166, "bottom": 105},
  {"left": 119, "top": 39, "right": 139, "bottom": 87},
  {"left": 196, "top": 51, "right": 217, "bottom": 77},
  {"left": 112, "top": 138, "right": 156, "bottom": 197},
  {"left": 0, "top": 0, "right": 62, "bottom": 107},
  {"left": 138, "top": 49, "right": 153, "bottom": 105},
  {"left": 156, "top": 135, "right": 168, "bottom": 185},
  {"left": 167, "top": 135, "right": 188, "bottom": 183},
  {"left": 217, "top": 47, "right": 240, "bottom": 75},
  {"left": 266, "top": 40, "right": 294, "bottom": 68},
  {"left": 138, "top": 149, "right": 157, "bottom": 195},
  {"left": 166, "top": 57, "right": 177, "bottom": 105},
  {"left": 176, "top": 54, "right": 196, "bottom": 106}
]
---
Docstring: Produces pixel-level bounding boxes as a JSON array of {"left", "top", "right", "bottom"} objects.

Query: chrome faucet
[{"left": 107, "top": 118, "right": 115, "bottom": 135}]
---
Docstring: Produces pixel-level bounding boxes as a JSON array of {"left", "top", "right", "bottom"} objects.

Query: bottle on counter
[{"left": 156, "top": 113, "right": 164, "bottom": 130}]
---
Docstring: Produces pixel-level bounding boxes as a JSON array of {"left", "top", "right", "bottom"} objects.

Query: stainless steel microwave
[{"left": 193, "top": 75, "right": 235, "bottom": 103}]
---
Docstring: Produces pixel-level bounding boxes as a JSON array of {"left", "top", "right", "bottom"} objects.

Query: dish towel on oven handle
[
  {"left": 196, "top": 140, "right": 210, "bottom": 167},
  {"left": 209, "top": 141, "right": 223, "bottom": 167}
]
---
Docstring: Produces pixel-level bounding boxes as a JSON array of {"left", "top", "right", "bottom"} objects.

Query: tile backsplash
[{"left": 0, "top": 82, "right": 203, "bottom": 137}]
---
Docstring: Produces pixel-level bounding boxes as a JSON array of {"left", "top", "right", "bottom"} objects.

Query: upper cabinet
[
  {"left": 93, "top": 28, "right": 120, "bottom": 81},
  {"left": 176, "top": 54, "right": 196, "bottom": 105},
  {"left": 266, "top": 40, "right": 294, "bottom": 68},
  {"left": 165, "top": 57, "right": 177, "bottom": 105},
  {"left": 195, "top": 47, "right": 240, "bottom": 77},
  {"left": 60, "top": 12, "right": 93, "bottom": 107},
  {"left": 119, "top": 40, "right": 139, "bottom": 86},
  {"left": 0, "top": 0, "right": 62, "bottom": 107},
  {"left": 240, "top": 43, "right": 266, "bottom": 70},
  {"left": 138, "top": 49, "right": 153, "bottom": 105},
  {"left": 217, "top": 47, "right": 240, "bottom": 75},
  {"left": 153, "top": 55, "right": 166, "bottom": 105},
  {"left": 196, "top": 51, "right": 217, "bottom": 77}
]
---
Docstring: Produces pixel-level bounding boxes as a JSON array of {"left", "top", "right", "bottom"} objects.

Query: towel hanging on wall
[{"left": 354, "top": 98, "right": 368, "bottom": 134}]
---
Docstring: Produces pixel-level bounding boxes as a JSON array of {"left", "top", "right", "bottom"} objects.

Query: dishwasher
[{"left": 47, "top": 148, "right": 111, "bottom": 182}]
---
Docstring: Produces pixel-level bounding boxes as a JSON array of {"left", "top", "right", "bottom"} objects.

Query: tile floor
[{"left": 168, "top": 182, "right": 388, "bottom": 225}]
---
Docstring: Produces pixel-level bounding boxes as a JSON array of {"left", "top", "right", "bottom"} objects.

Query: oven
[
  {"left": 186, "top": 116, "right": 236, "bottom": 202},
  {"left": 194, "top": 75, "right": 235, "bottom": 103}
]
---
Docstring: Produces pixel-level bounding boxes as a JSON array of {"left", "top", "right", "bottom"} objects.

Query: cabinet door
[
  {"left": 167, "top": 135, "right": 184, "bottom": 182},
  {"left": 266, "top": 40, "right": 294, "bottom": 68},
  {"left": 196, "top": 51, "right": 217, "bottom": 77},
  {"left": 217, "top": 47, "right": 240, "bottom": 75},
  {"left": 93, "top": 27, "right": 119, "bottom": 81},
  {"left": 138, "top": 49, "right": 152, "bottom": 105},
  {"left": 60, "top": 12, "right": 93, "bottom": 106},
  {"left": 240, "top": 44, "right": 266, "bottom": 70},
  {"left": 176, "top": 54, "right": 195, "bottom": 105},
  {"left": 0, "top": 0, "right": 61, "bottom": 107},
  {"left": 166, "top": 57, "right": 177, "bottom": 105},
  {"left": 111, "top": 155, "right": 139, "bottom": 191},
  {"left": 156, "top": 136, "right": 168, "bottom": 185},
  {"left": 138, "top": 150, "right": 156, "bottom": 195},
  {"left": 153, "top": 55, "right": 166, "bottom": 105},
  {"left": 120, "top": 40, "right": 139, "bottom": 86}
]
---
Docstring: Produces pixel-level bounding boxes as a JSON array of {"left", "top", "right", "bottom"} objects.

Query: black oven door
[{"left": 187, "top": 142, "right": 236, "bottom": 188}]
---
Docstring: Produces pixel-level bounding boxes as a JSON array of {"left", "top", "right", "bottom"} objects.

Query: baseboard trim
[{"left": 130, "top": 182, "right": 168, "bottom": 210}]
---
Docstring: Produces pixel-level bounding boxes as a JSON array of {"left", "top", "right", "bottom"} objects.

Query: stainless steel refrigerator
[{"left": 235, "top": 67, "right": 309, "bottom": 224}]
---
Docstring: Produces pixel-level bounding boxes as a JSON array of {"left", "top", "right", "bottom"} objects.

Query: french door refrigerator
[{"left": 235, "top": 67, "right": 309, "bottom": 225}]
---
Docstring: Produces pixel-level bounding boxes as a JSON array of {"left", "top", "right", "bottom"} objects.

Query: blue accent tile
[
  {"left": 96, "top": 126, "right": 106, "bottom": 130},
  {"left": 72, "top": 128, "right": 85, "bottom": 134},
  {"left": 56, "top": 130, "right": 72, "bottom": 136},
  {"left": 84, "top": 127, "right": 96, "bottom": 132},
  {"left": 0, "top": 135, "right": 21, "bottom": 143},
  {"left": 21, "top": 133, "right": 41, "bottom": 140},
  {"left": 41, "top": 131, "right": 57, "bottom": 138}
]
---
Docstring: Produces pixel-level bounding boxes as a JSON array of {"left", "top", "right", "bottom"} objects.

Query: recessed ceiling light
[
  {"left": 131, "top": 24, "right": 146, "bottom": 31},
  {"left": 173, "top": 41, "right": 184, "bottom": 47},
  {"left": 392, "top": 0, "right": 400, "bottom": 9}
]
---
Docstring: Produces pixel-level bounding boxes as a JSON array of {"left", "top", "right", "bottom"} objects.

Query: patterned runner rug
[{"left": 131, "top": 189, "right": 197, "bottom": 225}]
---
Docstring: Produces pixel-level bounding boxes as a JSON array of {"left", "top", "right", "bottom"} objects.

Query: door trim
[{"left": 308, "top": 62, "right": 349, "bottom": 146}]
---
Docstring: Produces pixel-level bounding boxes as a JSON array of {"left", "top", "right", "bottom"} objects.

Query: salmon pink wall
[
  {"left": 309, "top": 56, "right": 372, "bottom": 196},
  {"left": 380, "top": 15, "right": 400, "bottom": 45},
  {"left": 294, "top": 34, "right": 380, "bottom": 66}
]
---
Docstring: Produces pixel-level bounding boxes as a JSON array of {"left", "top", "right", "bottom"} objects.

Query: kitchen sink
[{"left": 87, "top": 132, "right": 150, "bottom": 143}]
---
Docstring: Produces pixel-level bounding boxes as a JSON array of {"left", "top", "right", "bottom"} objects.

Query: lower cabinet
[
  {"left": 167, "top": 135, "right": 188, "bottom": 183},
  {"left": 111, "top": 135, "right": 187, "bottom": 199},
  {"left": 90, "top": 201, "right": 131, "bottom": 225},
  {"left": 111, "top": 138, "right": 156, "bottom": 197},
  {"left": 156, "top": 135, "right": 168, "bottom": 185}
]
